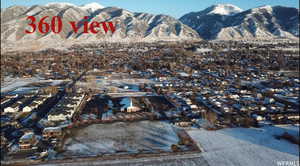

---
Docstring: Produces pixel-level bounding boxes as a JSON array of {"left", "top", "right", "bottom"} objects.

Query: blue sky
[{"left": 2, "top": 0, "right": 299, "bottom": 18}]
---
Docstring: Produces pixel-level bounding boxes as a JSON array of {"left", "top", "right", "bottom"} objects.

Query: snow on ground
[
  {"left": 61, "top": 121, "right": 181, "bottom": 157},
  {"left": 76, "top": 76, "right": 153, "bottom": 92},
  {"left": 208, "top": 4, "right": 243, "bottom": 16},
  {"left": 32, "top": 124, "right": 299, "bottom": 166},
  {"left": 45, "top": 2, "right": 77, "bottom": 8},
  {"left": 1, "top": 77, "right": 42, "bottom": 93},
  {"left": 196, "top": 48, "right": 213, "bottom": 53},
  {"left": 187, "top": 125, "right": 299, "bottom": 166},
  {"left": 79, "top": 2, "right": 104, "bottom": 12},
  {"left": 1, "top": 77, "right": 68, "bottom": 93},
  {"left": 45, "top": 2, "right": 104, "bottom": 12}
]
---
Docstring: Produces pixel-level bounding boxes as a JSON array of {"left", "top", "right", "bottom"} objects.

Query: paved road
[{"left": 36, "top": 153, "right": 209, "bottom": 166}]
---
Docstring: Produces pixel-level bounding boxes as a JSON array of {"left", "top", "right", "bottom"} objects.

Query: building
[
  {"left": 18, "top": 131, "right": 39, "bottom": 150},
  {"left": 42, "top": 127, "right": 65, "bottom": 147},
  {"left": 47, "top": 93, "right": 85, "bottom": 123},
  {"left": 4, "top": 103, "right": 20, "bottom": 113},
  {"left": 120, "top": 98, "right": 141, "bottom": 113},
  {"left": 22, "top": 102, "right": 39, "bottom": 112}
]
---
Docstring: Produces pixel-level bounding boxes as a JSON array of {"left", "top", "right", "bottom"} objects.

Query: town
[{"left": 1, "top": 40, "right": 299, "bottom": 165}]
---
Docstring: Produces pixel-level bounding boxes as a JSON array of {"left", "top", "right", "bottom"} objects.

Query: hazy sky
[{"left": 2, "top": 0, "right": 299, "bottom": 18}]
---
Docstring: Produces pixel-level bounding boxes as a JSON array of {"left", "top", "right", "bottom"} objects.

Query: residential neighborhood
[{"left": 1, "top": 40, "right": 299, "bottom": 165}]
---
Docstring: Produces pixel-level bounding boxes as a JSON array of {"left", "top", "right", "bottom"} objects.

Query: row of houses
[
  {"left": 3, "top": 94, "right": 52, "bottom": 114},
  {"left": 46, "top": 93, "right": 85, "bottom": 123}
]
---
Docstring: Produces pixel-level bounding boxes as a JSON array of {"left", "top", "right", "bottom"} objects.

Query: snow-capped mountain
[
  {"left": 79, "top": 2, "right": 104, "bottom": 12},
  {"left": 1, "top": 3, "right": 298, "bottom": 47},
  {"left": 45, "top": 2, "right": 77, "bottom": 8},
  {"left": 1, "top": 4, "right": 199, "bottom": 45},
  {"left": 206, "top": 4, "right": 243, "bottom": 16},
  {"left": 180, "top": 4, "right": 299, "bottom": 40},
  {"left": 45, "top": 2, "right": 104, "bottom": 13}
]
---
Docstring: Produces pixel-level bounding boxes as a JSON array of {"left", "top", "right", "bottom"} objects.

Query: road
[{"left": 35, "top": 153, "right": 209, "bottom": 166}]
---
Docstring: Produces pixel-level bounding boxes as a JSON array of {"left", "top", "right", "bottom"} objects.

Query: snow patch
[
  {"left": 45, "top": 2, "right": 77, "bottom": 8},
  {"left": 188, "top": 125, "right": 299, "bottom": 166},
  {"left": 79, "top": 2, "right": 104, "bottom": 12},
  {"left": 208, "top": 4, "right": 243, "bottom": 16},
  {"left": 45, "top": 2, "right": 104, "bottom": 12}
]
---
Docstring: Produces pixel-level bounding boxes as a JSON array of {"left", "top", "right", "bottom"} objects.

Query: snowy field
[
  {"left": 1, "top": 77, "right": 68, "bottom": 93},
  {"left": 188, "top": 125, "right": 299, "bottom": 166},
  {"left": 34, "top": 124, "right": 299, "bottom": 166},
  {"left": 61, "top": 121, "right": 184, "bottom": 157},
  {"left": 1, "top": 77, "right": 42, "bottom": 93},
  {"left": 76, "top": 77, "right": 154, "bottom": 92}
]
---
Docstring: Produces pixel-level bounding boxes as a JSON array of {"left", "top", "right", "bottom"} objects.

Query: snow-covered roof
[
  {"left": 44, "top": 126, "right": 62, "bottom": 132},
  {"left": 20, "top": 132, "right": 35, "bottom": 141}
]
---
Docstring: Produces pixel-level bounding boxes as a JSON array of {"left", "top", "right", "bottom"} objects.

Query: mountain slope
[
  {"left": 180, "top": 4, "right": 299, "bottom": 40},
  {"left": 0, "top": 3, "right": 200, "bottom": 44},
  {"left": 203, "top": 4, "right": 243, "bottom": 16},
  {"left": 79, "top": 2, "right": 104, "bottom": 13}
]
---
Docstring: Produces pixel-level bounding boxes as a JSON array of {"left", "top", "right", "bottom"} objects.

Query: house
[
  {"left": 19, "top": 131, "right": 39, "bottom": 150},
  {"left": 22, "top": 102, "right": 39, "bottom": 112},
  {"left": 175, "top": 122, "right": 193, "bottom": 127},
  {"left": 252, "top": 114, "right": 265, "bottom": 121},
  {"left": 4, "top": 106, "right": 18, "bottom": 113},
  {"left": 43, "top": 127, "right": 64, "bottom": 140},
  {"left": 48, "top": 110, "right": 73, "bottom": 122},
  {"left": 190, "top": 104, "right": 198, "bottom": 109},
  {"left": 33, "top": 97, "right": 48, "bottom": 105},
  {"left": 4, "top": 102, "right": 20, "bottom": 113},
  {"left": 20, "top": 95, "right": 49, "bottom": 113}
]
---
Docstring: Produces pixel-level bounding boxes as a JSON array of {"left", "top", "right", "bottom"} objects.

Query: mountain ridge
[
  {"left": 180, "top": 4, "right": 299, "bottom": 40},
  {"left": 1, "top": 2, "right": 299, "bottom": 49},
  {"left": 1, "top": 4, "right": 200, "bottom": 45}
]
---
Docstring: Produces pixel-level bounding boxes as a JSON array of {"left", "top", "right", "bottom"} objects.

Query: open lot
[
  {"left": 1, "top": 77, "right": 68, "bottom": 94},
  {"left": 60, "top": 121, "right": 195, "bottom": 158},
  {"left": 76, "top": 72, "right": 154, "bottom": 93},
  {"left": 188, "top": 124, "right": 300, "bottom": 166}
]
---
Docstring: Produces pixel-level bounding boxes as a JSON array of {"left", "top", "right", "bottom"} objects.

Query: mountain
[
  {"left": 203, "top": 4, "right": 243, "bottom": 16},
  {"left": 2, "top": 2, "right": 298, "bottom": 51},
  {"left": 45, "top": 2, "right": 77, "bottom": 8},
  {"left": 79, "top": 2, "right": 104, "bottom": 13},
  {"left": 180, "top": 4, "right": 299, "bottom": 40},
  {"left": 0, "top": 3, "right": 200, "bottom": 48},
  {"left": 45, "top": 2, "right": 104, "bottom": 13}
]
